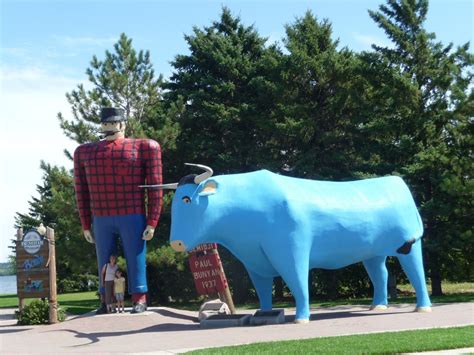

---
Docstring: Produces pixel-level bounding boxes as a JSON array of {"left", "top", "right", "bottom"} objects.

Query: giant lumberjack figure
[{"left": 73, "top": 107, "right": 162, "bottom": 314}]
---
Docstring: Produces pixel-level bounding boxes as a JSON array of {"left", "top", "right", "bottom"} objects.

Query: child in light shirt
[{"left": 114, "top": 269, "right": 126, "bottom": 313}]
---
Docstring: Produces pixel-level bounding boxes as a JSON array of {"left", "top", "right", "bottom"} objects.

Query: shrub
[
  {"left": 57, "top": 274, "right": 99, "bottom": 293},
  {"left": 16, "top": 299, "right": 66, "bottom": 325},
  {"left": 146, "top": 245, "right": 196, "bottom": 304}
]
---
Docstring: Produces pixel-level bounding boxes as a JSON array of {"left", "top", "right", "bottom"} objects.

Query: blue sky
[
  {"left": 0, "top": 0, "right": 472, "bottom": 262},
  {"left": 2, "top": 1, "right": 473, "bottom": 79}
]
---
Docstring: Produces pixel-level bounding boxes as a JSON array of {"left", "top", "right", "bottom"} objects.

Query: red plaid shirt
[{"left": 73, "top": 138, "right": 163, "bottom": 230}]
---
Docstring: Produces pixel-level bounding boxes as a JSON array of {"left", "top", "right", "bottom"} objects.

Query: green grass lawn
[
  {"left": 189, "top": 326, "right": 474, "bottom": 354},
  {"left": 0, "top": 291, "right": 100, "bottom": 315},
  {"left": 0, "top": 291, "right": 146, "bottom": 315},
  {"left": 238, "top": 281, "right": 474, "bottom": 310},
  {"left": 1, "top": 282, "right": 472, "bottom": 316}
]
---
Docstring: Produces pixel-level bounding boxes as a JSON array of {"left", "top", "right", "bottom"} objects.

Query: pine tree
[
  {"left": 278, "top": 11, "right": 360, "bottom": 180},
  {"left": 165, "top": 8, "right": 284, "bottom": 302},
  {"left": 58, "top": 33, "right": 178, "bottom": 149},
  {"left": 15, "top": 162, "right": 96, "bottom": 291},
  {"left": 362, "top": 0, "right": 474, "bottom": 294},
  {"left": 276, "top": 12, "right": 376, "bottom": 297},
  {"left": 166, "top": 7, "right": 283, "bottom": 176}
]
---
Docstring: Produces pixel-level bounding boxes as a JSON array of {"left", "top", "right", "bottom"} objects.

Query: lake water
[{"left": 0, "top": 275, "right": 17, "bottom": 295}]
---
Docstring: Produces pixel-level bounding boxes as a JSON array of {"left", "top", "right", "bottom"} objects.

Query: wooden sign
[
  {"left": 16, "top": 229, "right": 50, "bottom": 298},
  {"left": 16, "top": 226, "right": 58, "bottom": 323},
  {"left": 188, "top": 243, "right": 235, "bottom": 314},
  {"left": 189, "top": 244, "right": 228, "bottom": 295}
]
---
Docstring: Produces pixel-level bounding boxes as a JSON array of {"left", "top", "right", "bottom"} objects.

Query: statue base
[
  {"left": 250, "top": 309, "right": 285, "bottom": 325},
  {"left": 200, "top": 314, "right": 251, "bottom": 328}
]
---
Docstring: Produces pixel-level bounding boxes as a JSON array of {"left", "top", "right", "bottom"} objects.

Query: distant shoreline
[
  {"left": 0, "top": 272, "right": 15, "bottom": 276},
  {"left": 0, "top": 262, "right": 14, "bottom": 277},
  {"left": 0, "top": 275, "right": 17, "bottom": 295}
]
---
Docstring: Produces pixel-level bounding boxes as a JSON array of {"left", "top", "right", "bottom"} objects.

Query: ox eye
[{"left": 182, "top": 196, "right": 191, "bottom": 204}]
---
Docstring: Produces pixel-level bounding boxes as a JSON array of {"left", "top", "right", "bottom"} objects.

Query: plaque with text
[
  {"left": 16, "top": 230, "right": 50, "bottom": 299},
  {"left": 188, "top": 244, "right": 228, "bottom": 295}
]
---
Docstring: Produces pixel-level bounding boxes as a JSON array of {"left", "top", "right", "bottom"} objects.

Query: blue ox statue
[{"left": 142, "top": 164, "right": 432, "bottom": 323}]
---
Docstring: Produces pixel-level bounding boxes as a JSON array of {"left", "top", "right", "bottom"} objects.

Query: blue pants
[{"left": 93, "top": 214, "right": 147, "bottom": 295}]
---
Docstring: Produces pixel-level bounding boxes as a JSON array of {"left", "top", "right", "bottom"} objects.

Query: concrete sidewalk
[{"left": 1, "top": 303, "right": 473, "bottom": 354}]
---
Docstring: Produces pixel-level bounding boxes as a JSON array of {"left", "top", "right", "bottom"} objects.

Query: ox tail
[{"left": 397, "top": 210, "right": 424, "bottom": 255}]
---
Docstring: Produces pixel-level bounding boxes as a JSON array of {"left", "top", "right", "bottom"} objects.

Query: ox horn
[
  {"left": 185, "top": 163, "right": 213, "bottom": 184},
  {"left": 139, "top": 182, "right": 178, "bottom": 190}
]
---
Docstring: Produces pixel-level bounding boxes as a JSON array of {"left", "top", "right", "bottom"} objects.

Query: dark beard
[{"left": 100, "top": 129, "right": 121, "bottom": 140}]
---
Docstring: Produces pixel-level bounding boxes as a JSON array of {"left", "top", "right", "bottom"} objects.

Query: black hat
[{"left": 100, "top": 107, "right": 126, "bottom": 123}]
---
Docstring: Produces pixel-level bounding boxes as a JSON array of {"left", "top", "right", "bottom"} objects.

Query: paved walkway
[{"left": 1, "top": 303, "right": 473, "bottom": 354}]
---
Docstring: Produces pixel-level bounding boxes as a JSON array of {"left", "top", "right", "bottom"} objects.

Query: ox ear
[{"left": 198, "top": 180, "right": 217, "bottom": 196}]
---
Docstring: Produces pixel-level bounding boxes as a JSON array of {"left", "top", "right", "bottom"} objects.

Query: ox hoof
[
  {"left": 294, "top": 319, "right": 309, "bottom": 324},
  {"left": 416, "top": 306, "right": 432, "bottom": 313},
  {"left": 370, "top": 305, "right": 388, "bottom": 311}
]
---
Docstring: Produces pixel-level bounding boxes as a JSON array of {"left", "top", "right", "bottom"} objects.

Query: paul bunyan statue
[{"left": 74, "top": 107, "right": 162, "bottom": 314}]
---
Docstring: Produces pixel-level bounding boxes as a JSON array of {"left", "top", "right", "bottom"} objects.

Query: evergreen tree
[
  {"left": 277, "top": 11, "right": 373, "bottom": 298},
  {"left": 360, "top": 0, "right": 474, "bottom": 294},
  {"left": 165, "top": 8, "right": 283, "bottom": 302},
  {"left": 58, "top": 33, "right": 178, "bottom": 150},
  {"left": 278, "top": 11, "right": 360, "bottom": 180},
  {"left": 166, "top": 7, "right": 283, "bottom": 176},
  {"left": 15, "top": 162, "right": 96, "bottom": 291}
]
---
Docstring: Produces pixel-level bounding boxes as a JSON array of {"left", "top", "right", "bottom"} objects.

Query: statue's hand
[
  {"left": 142, "top": 225, "right": 155, "bottom": 241},
  {"left": 83, "top": 230, "right": 95, "bottom": 244}
]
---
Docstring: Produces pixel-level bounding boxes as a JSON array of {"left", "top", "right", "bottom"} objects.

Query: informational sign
[
  {"left": 188, "top": 243, "right": 228, "bottom": 295},
  {"left": 16, "top": 229, "right": 50, "bottom": 299}
]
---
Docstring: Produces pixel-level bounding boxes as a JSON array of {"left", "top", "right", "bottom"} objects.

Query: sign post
[
  {"left": 188, "top": 244, "right": 235, "bottom": 314},
  {"left": 16, "top": 225, "right": 58, "bottom": 324},
  {"left": 46, "top": 227, "right": 58, "bottom": 324},
  {"left": 16, "top": 228, "right": 25, "bottom": 311}
]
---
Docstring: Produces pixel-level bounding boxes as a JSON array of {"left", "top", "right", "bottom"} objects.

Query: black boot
[{"left": 131, "top": 302, "right": 147, "bottom": 314}]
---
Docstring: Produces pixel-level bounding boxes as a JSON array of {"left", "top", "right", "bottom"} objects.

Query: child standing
[
  {"left": 114, "top": 269, "right": 126, "bottom": 313},
  {"left": 101, "top": 254, "right": 118, "bottom": 313}
]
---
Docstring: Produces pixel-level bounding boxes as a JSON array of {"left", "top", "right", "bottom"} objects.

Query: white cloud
[
  {"left": 0, "top": 65, "right": 83, "bottom": 262},
  {"left": 52, "top": 35, "right": 118, "bottom": 47},
  {"left": 0, "top": 66, "right": 79, "bottom": 94},
  {"left": 0, "top": 34, "right": 117, "bottom": 67},
  {"left": 353, "top": 32, "right": 392, "bottom": 50},
  {"left": 1, "top": 47, "right": 30, "bottom": 58}
]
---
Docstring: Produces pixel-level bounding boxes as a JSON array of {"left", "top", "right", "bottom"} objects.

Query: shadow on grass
[
  {"left": 59, "top": 299, "right": 100, "bottom": 315},
  {"left": 0, "top": 294, "right": 16, "bottom": 299},
  {"left": 263, "top": 293, "right": 474, "bottom": 310}
]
